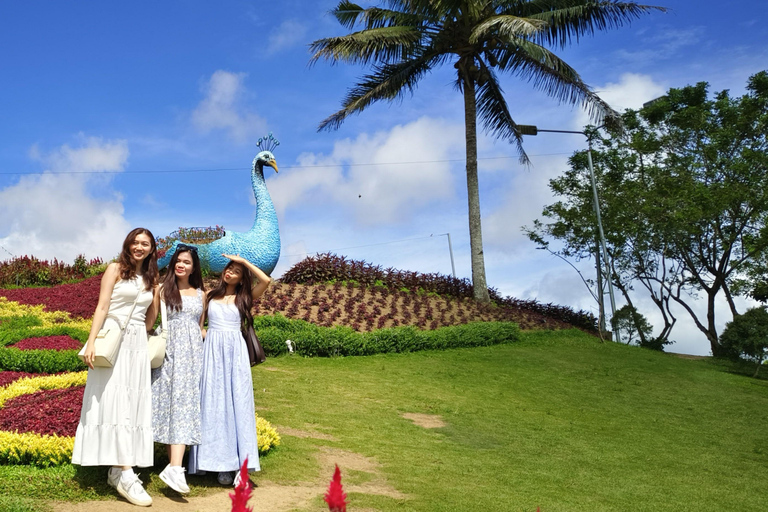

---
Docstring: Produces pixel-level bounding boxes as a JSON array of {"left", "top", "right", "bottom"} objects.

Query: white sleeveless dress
[{"left": 71, "top": 276, "right": 154, "bottom": 467}]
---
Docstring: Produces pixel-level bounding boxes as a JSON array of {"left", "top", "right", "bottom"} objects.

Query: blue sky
[{"left": 1, "top": 1, "right": 766, "bottom": 355}]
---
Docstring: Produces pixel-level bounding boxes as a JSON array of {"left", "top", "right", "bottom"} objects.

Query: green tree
[
  {"left": 720, "top": 307, "right": 768, "bottom": 377},
  {"left": 310, "top": 0, "right": 666, "bottom": 302},
  {"left": 612, "top": 304, "right": 653, "bottom": 346},
  {"left": 527, "top": 71, "right": 768, "bottom": 355}
]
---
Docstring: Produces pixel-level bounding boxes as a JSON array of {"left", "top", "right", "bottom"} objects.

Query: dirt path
[{"left": 50, "top": 442, "right": 406, "bottom": 512}]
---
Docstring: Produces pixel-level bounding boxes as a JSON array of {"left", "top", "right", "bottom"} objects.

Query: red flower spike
[
  {"left": 229, "top": 458, "right": 253, "bottom": 512},
  {"left": 324, "top": 465, "right": 347, "bottom": 512}
]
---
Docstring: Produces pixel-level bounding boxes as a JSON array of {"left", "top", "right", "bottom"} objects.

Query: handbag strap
[
  {"left": 160, "top": 298, "right": 168, "bottom": 332},
  {"left": 107, "top": 278, "right": 143, "bottom": 333}
]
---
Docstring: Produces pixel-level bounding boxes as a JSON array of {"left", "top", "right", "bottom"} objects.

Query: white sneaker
[
  {"left": 159, "top": 464, "right": 190, "bottom": 494},
  {"left": 117, "top": 473, "right": 153, "bottom": 507},
  {"left": 107, "top": 467, "right": 121, "bottom": 489},
  {"left": 217, "top": 471, "right": 234, "bottom": 485}
]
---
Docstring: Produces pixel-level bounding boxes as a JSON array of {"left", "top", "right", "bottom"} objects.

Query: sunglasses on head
[{"left": 176, "top": 244, "right": 198, "bottom": 254}]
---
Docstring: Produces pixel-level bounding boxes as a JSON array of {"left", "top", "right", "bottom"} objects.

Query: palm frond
[
  {"left": 470, "top": 14, "right": 548, "bottom": 44},
  {"left": 523, "top": 1, "right": 668, "bottom": 48},
  {"left": 332, "top": 1, "right": 427, "bottom": 30},
  {"left": 309, "top": 26, "right": 423, "bottom": 66},
  {"left": 332, "top": 1, "right": 367, "bottom": 29},
  {"left": 318, "top": 53, "right": 445, "bottom": 131},
  {"left": 474, "top": 60, "right": 530, "bottom": 164},
  {"left": 495, "top": 38, "right": 621, "bottom": 127}
]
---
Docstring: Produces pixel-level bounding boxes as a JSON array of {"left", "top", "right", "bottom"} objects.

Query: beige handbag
[
  {"left": 78, "top": 286, "right": 141, "bottom": 368},
  {"left": 147, "top": 300, "right": 167, "bottom": 369}
]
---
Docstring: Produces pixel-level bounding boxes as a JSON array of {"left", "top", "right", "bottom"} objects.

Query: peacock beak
[{"left": 265, "top": 160, "right": 279, "bottom": 173}]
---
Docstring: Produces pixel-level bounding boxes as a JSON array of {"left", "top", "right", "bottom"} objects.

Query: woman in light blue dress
[
  {"left": 188, "top": 254, "right": 271, "bottom": 486},
  {"left": 148, "top": 244, "right": 206, "bottom": 495}
]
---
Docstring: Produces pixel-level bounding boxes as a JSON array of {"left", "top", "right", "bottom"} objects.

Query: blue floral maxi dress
[
  {"left": 151, "top": 289, "right": 204, "bottom": 445},
  {"left": 188, "top": 301, "right": 260, "bottom": 474}
]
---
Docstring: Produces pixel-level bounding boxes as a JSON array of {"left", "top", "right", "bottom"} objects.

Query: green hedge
[
  {"left": 254, "top": 314, "right": 521, "bottom": 357},
  {"left": 0, "top": 348, "right": 86, "bottom": 373}
]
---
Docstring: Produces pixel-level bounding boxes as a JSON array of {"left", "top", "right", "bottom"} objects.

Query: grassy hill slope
[{"left": 4, "top": 330, "right": 765, "bottom": 511}]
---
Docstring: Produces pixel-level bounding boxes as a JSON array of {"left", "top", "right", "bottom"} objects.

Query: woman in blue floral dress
[{"left": 148, "top": 244, "right": 206, "bottom": 494}]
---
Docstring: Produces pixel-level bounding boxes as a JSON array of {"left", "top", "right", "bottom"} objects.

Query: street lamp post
[{"left": 518, "top": 125, "right": 617, "bottom": 335}]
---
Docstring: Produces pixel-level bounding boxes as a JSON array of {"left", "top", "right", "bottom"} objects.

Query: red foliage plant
[
  {"left": 0, "top": 386, "right": 84, "bottom": 436},
  {"left": 0, "top": 274, "right": 101, "bottom": 319},
  {"left": 230, "top": 457, "right": 253, "bottom": 512},
  {"left": 12, "top": 336, "right": 82, "bottom": 351},
  {"left": 0, "top": 371, "right": 50, "bottom": 388},
  {"left": 324, "top": 465, "right": 347, "bottom": 512}
]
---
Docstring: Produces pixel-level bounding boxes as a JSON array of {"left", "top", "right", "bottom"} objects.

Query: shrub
[
  {"left": 0, "top": 255, "right": 104, "bottom": 288},
  {"left": 0, "top": 325, "right": 89, "bottom": 348},
  {"left": 0, "top": 276, "right": 102, "bottom": 319},
  {"left": 280, "top": 253, "right": 598, "bottom": 332},
  {"left": 612, "top": 305, "right": 658, "bottom": 348},
  {"left": 252, "top": 315, "right": 521, "bottom": 358},
  {"left": 0, "top": 372, "right": 50, "bottom": 388},
  {"left": 156, "top": 226, "right": 226, "bottom": 258},
  {"left": 12, "top": 336, "right": 83, "bottom": 351},
  {"left": 720, "top": 307, "right": 768, "bottom": 377},
  {"left": 0, "top": 386, "right": 84, "bottom": 436},
  {"left": 0, "top": 348, "right": 86, "bottom": 373}
]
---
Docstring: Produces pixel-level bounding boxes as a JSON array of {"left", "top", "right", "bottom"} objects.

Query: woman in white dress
[
  {"left": 72, "top": 228, "right": 159, "bottom": 507},
  {"left": 188, "top": 254, "right": 270, "bottom": 487}
]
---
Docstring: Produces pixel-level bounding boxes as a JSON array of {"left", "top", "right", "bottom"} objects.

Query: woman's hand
[
  {"left": 83, "top": 341, "right": 96, "bottom": 370},
  {"left": 222, "top": 253, "right": 245, "bottom": 264}
]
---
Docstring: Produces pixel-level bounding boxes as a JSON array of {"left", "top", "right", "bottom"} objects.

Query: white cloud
[
  {"left": 191, "top": 70, "right": 266, "bottom": 143},
  {"left": 574, "top": 73, "right": 668, "bottom": 130},
  {"left": 0, "top": 138, "right": 131, "bottom": 262},
  {"left": 269, "top": 117, "right": 464, "bottom": 225},
  {"left": 483, "top": 153, "right": 569, "bottom": 254},
  {"left": 267, "top": 19, "right": 308, "bottom": 54}
]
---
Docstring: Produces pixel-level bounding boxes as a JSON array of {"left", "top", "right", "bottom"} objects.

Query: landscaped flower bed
[
  {"left": 0, "top": 386, "right": 83, "bottom": 436},
  {"left": 11, "top": 336, "right": 82, "bottom": 351},
  {"left": 0, "top": 371, "right": 50, "bottom": 388},
  {"left": 0, "top": 371, "right": 280, "bottom": 467},
  {"left": 0, "top": 275, "right": 102, "bottom": 319}
]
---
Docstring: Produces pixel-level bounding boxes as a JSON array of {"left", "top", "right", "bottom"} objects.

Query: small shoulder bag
[
  {"left": 147, "top": 299, "right": 168, "bottom": 369},
  {"left": 78, "top": 284, "right": 141, "bottom": 368}
]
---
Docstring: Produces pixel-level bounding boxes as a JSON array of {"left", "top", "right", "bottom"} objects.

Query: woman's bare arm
[{"left": 82, "top": 263, "right": 120, "bottom": 369}]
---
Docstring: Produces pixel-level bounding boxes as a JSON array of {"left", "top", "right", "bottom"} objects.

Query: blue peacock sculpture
[{"left": 158, "top": 135, "right": 281, "bottom": 274}]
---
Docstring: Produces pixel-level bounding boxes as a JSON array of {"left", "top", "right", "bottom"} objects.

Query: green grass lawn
[{"left": 2, "top": 329, "right": 767, "bottom": 511}]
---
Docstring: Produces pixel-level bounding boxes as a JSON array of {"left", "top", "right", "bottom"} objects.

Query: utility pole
[{"left": 517, "top": 124, "right": 617, "bottom": 335}]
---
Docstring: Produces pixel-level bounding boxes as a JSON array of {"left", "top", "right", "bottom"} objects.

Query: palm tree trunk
[{"left": 462, "top": 74, "right": 491, "bottom": 303}]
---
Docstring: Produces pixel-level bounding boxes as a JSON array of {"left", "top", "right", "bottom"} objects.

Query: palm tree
[{"left": 310, "top": 0, "right": 666, "bottom": 302}]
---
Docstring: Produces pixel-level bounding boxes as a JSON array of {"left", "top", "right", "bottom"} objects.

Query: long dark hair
[
  {"left": 206, "top": 261, "right": 253, "bottom": 329},
  {"left": 118, "top": 227, "right": 158, "bottom": 290},
  {"left": 162, "top": 247, "right": 205, "bottom": 312}
]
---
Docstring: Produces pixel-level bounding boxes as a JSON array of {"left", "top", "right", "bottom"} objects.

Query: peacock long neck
[{"left": 250, "top": 167, "right": 279, "bottom": 237}]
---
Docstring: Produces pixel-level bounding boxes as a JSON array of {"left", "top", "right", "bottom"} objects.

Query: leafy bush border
[
  {"left": 0, "top": 372, "right": 280, "bottom": 466},
  {"left": 254, "top": 315, "right": 522, "bottom": 357}
]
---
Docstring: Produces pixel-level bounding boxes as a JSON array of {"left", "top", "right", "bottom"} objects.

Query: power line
[
  {"left": 281, "top": 233, "right": 447, "bottom": 258},
  {"left": 0, "top": 152, "right": 571, "bottom": 176}
]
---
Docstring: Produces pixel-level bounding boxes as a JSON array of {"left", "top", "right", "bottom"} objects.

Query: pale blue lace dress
[
  {"left": 188, "top": 301, "right": 260, "bottom": 474},
  {"left": 151, "top": 289, "right": 204, "bottom": 445}
]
